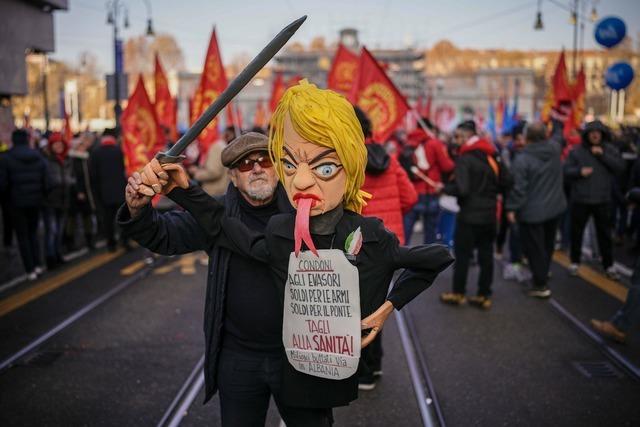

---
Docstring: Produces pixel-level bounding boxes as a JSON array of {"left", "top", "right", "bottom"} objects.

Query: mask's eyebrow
[
  {"left": 308, "top": 149, "right": 337, "bottom": 165},
  {"left": 282, "top": 146, "right": 299, "bottom": 165}
]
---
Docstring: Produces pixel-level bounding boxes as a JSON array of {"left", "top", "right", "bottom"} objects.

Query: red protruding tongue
[{"left": 294, "top": 198, "right": 319, "bottom": 257}]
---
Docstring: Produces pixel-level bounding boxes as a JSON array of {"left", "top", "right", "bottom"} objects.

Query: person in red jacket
[
  {"left": 402, "top": 119, "right": 455, "bottom": 244},
  {"left": 356, "top": 109, "right": 418, "bottom": 243},
  {"left": 355, "top": 107, "right": 418, "bottom": 390}
]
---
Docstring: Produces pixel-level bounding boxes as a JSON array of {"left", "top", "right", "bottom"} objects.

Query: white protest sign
[{"left": 283, "top": 249, "right": 361, "bottom": 380}]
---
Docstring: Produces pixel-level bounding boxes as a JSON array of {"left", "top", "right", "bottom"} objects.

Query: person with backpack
[
  {"left": 401, "top": 119, "right": 454, "bottom": 245},
  {"left": 441, "top": 120, "right": 511, "bottom": 310}
]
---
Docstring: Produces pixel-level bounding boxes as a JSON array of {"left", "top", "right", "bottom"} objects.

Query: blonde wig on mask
[{"left": 269, "top": 80, "right": 370, "bottom": 213}]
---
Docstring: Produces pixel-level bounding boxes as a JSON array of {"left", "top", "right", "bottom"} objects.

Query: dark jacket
[
  {"left": 90, "top": 143, "right": 127, "bottom": 206},
  {"left": 444, "top": 137, "right": 511, "bottom": 225},
  {"left": 118, "top": 183, "right": 293, "bottom": 404},
  {"left": 69, "top": 150, "right": 96, "bottom": 211},
  {"left": 165, "top": 185, "right": 453, "bottom": 409},
  {"left": 506, "top": 137, "right": 567, "bottom": 223},
  {"left": 0, "top": 144, "right": 49, "bottom": 208},
  {"left": 44, "top": 154, "right": 75, "bottom": 209},
  {"left": 564, "top": 121, "right": 625, "bottom": 204}
]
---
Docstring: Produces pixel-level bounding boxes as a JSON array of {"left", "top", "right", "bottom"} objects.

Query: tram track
[
  {"left": 157, "top": 354, "right": 205, "bottom": 427},
  {"left": 0, "top": 254, "right": 164, "bottom": 373},
  {"left": 396, "top": 305, "right": 447, "bottom": 427},
  {"left": 548, "top": 297, "right": 640, "bottom": 382}
]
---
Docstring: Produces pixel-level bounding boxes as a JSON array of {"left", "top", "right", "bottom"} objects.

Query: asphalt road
[{"left": 0, "top": 244, "right": 638, "bottom": 426}]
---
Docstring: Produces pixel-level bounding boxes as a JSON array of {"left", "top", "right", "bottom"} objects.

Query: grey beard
[{"left": 245, "top": 180, "right": 275, "bottom": 201}]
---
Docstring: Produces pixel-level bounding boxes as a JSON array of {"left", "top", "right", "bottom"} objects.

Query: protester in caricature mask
[{"left": 127, "top": 81, "right": 453, "bottom": 416}]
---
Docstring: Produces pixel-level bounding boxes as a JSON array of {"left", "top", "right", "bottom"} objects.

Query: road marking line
[
  {"left": 120, "top": 260, "right": 147, "bottom": 276},
  {"left": 553, "top": 251, "right": 627, "bottom": 302},
  {"left": 0, "top": 249, "right": 125, "bottom": 317},
  {"left": 152, "top": 254, "right": 197, "bottom": 276}
]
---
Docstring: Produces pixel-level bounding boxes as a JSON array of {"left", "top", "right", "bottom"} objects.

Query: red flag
[
  {"left": 194, "top": 28, "right": 228, "bottom": 154},
  {"left": 269, "top": 72, "right": 286, "bottom": 113},
  {"left": 254, "top": 99, "right": 267, "bottom": 128},
  {"left": 190, "top": 86, "right": 201, "bottom": 126},
  {"left": 542, "top": 51, "right": 572, "bottom": 121},
  {"left": 327, "top": 43, "right": 359, "bottom": 96},
  {"left": 349, "top": 46, "right": 410, "bottom": 142},
  {"left": 121, "top": 76, "right": 163, "bottom": 176},
  {"left": 154, "top": 54, "right": 177, "bottom": 141},
  {"left": 570, "top": 65, "right": 586, "bottom": 126}
]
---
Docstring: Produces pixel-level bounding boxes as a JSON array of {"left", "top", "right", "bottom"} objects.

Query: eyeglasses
[{"left": 235, "top": 156, "right": 273, "bottom": 172}]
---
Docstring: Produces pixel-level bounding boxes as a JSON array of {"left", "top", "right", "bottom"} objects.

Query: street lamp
[
  {"left": 106, "top": 0, "right": 129, "bottom": 132},
  {"left": 534, "top": 0, "right": 544, "bottom": 30},
  {"left": 143, "top": 0, "right": 155, "bottom": 36}
]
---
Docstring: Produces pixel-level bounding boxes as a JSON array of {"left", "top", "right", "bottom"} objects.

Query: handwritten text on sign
[{"left": 283, "top": 249, "right": 360, "bottom": 380}]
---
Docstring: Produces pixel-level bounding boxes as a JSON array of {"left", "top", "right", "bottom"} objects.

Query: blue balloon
[
  {"left": 605, "top": 62, "right": 635, "bottom": 90},
  {"left": 595, "top": 16, "right": 626, "bottom": 48}
]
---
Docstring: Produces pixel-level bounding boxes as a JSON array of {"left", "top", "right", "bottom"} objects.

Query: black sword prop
[{"left": 157, "top": 15, "right": 307, "bottom": 164}]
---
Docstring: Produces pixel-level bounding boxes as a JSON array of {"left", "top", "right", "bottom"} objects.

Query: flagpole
[{"left": 410, "top": 109, "right": 436, "bottom": 139}]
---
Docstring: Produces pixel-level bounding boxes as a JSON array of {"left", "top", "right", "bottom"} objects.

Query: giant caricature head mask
[{"left": 269, "top": 80, "right": 368, "bottom": 216}]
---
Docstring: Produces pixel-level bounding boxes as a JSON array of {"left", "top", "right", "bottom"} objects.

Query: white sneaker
[
  {"left": 34, "top": 266, "right": 44, "bottom": 275},
  {"left": 606, "top": 266, "right": 620, "bottom": 281},
  {"left": 569, "top": 264, "right": 579, "bottom": 276},
  {"left": 26, "top": 272, "right": 37, "bottom": 281}
]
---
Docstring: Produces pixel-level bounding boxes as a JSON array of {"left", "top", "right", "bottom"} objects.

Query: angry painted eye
[
  {"left": 282, "top": 159, "right": 296, "bottom": 172},
  {"left": 313, "top": 163, "right": 341, "bottom": 178}
]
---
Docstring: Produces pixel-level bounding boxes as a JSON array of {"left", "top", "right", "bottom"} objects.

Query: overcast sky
[{"left": 52, "top": 0, "right": 640, "bottom": 73}]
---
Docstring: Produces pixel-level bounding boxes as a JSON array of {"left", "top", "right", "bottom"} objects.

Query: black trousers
[
  {"left": 100, "top": 204, "right": 123, "bottom": 249},
  {"left": 1, "top": 196, "right": 13, "bottom": 247},
  {"left": 359, "top": 332, "right": 383, "bottom": 381},
  {"left": 519, "top": 216, "right": 560, "bottom": 289},
  {"left": 217, "top": 348, "right": 333, "bottom": 427},
  {"left": 570, "top": 202, "right": 613, "bottom": 269},
  {"left": 453, "top": 221, "right": 496, "bottom": 296},
  {"left": 12, "top": 207, "right": 42, "bottom": 273}
]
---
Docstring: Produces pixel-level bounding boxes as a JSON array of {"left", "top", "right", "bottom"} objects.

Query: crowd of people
[
  {"left": 0, "top": 123, "right": 246, "bottom": 281},
  {"left": 2, "top": 94, "right": 639, "bottom": 425}
]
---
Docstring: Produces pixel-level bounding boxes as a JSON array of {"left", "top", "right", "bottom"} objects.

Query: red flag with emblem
[
  {"left": 154, "top": 54, "right": 176, "bottom": 142},
  {"left": 193, "top": 28, "right": 228, "bottom": 154},
  {"left": 327, "top": 43, "right": 359, "bottom": 96},
  {"left": 349, "top": 46, "right": 410, "bottom": 142},
  {"left": 121, "top": 75, "right": 163, "bottom": 176},
  {"left": 269, "top": 72, "right": 286, "bottom": 113}
]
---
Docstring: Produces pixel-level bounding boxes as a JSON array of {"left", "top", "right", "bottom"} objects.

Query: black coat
[
  {"left": 564, "top": 143, "right": 624, "bottom": 205},
  {"left": 90, "top": 144, "right": 126, "bottom": 206},
  {"left": 168, "top": 185, "right": 454, "bottom": 408},
  {"left": 0, "top": 144, "right": 49, "bottom": 208},
  {"left": 445, "top": 149, "right": 511, "bottom": 225},
  {"left": 505, "top": 138, "right": 567, "bottom": 223},
  {"left": 117, "top": 183, "right": 293, "bottom": 404}
]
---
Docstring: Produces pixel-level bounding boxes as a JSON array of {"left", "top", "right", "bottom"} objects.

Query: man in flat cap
[{"left": 118, "top": 132, "right": 302, "bottom": 426}]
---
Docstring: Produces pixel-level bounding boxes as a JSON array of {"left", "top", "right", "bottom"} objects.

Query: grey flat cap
[{"left": 221, "top": 132, "right": 269, "bottom": 167}]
